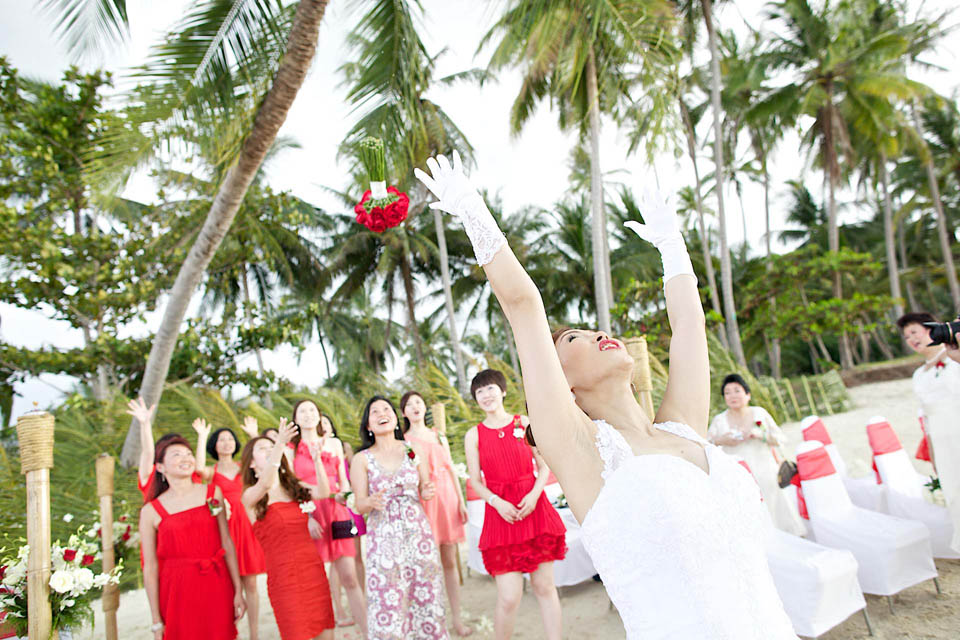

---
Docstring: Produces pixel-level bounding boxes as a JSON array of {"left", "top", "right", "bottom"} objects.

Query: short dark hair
[
  {"left": 206, "top": 427, "right": 240, "bottom": 460},
  {"left": 471, "top": 369, "right": 508, "bottom": 400},
  {"left": 720, "top": 373, "right": 750, "bottom": 396},
  {"left": 896, "top": 312, "right": 937, "bottom": 332}
]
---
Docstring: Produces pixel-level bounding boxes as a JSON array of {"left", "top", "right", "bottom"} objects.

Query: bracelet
[
  {"left": 485, "top": 494, "right": 498, "bottom": 506},
  {"left": 151, "top": 622, "right": 164, "bottom": 632}
]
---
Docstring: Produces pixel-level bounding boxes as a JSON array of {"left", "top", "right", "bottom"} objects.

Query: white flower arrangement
[
  {"left": 0, "top": 526, "right": 122, "bottom": 636},
  {"left": 299, "top": 501, "right": 317, "bottom": 515}
]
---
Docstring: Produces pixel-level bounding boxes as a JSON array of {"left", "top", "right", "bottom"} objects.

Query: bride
[{"left": 416, "top": 153, "right": 797, "bottom": 639}]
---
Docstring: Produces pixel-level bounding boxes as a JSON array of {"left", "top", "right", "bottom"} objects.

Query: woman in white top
[
  {"left": 899, "top": 312, "right": 960, "bottom": 553},
  {"left": 416, "top": 153, "right": 797, "bottom": 640},
  {"left": 709, "top": 374, "right": 805, "bottom": 536}
]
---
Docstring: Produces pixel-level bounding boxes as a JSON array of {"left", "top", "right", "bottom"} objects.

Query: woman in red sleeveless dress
[
  {"left": 287, "top": 400, "right": 366, "bottom": 634},
  {"left": 139, "top": 436, "right": 244, "bottom": 640},
  {"left": 465, "top": 369, "right": 565, "bottom": 640},
  {"left": 401, "top": 390, "right": 471, "bottom": 636},
  {"left": 242, "top": 418, "right": 335, "bottom": 640},
  {"left": 193, "top": 418, "right": 267, "bottom": 640}
]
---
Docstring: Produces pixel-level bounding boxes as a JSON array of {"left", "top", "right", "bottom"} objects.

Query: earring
[
  {"left": 367, "top": 430, "right": 373, "bottom": 438},
  {"left": 159, "top": 472, "right": 166, "bottom": 483}
]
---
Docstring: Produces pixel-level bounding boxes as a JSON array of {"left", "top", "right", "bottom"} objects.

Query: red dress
[
  {"left": 151, "top": 484, "right": 237, "bottom": 640},
  {"left": 253, "top": 501, "right": 335, "bottom": 640},
  {"left": 212, "top": 464, "right": 266, "bottom": 576},
  {"left": 291, "top": 442, "right": 356, "bottom": 561},
  {"left": 138, "top": 466, "right": 202, "bottom": 570},
  {"left": 478, "top": 417, "right": 567, "bottom": 575}
]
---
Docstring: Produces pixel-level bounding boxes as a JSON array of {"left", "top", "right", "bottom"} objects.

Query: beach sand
[{"left": 79, "top": 378, "right": 959, "bottom": 639}]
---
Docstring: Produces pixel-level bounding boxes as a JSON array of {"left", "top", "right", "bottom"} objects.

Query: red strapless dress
[
  {"left": 211, "top": 464, "right": 266, "bottom": 576},
  {"left": 477, "top": 417, "right": 567, "bottom": 575},
  {"left": 253, "top": 501, "right": 334, "bottom": 640}
]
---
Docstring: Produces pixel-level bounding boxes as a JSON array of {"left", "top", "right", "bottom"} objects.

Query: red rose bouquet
[{"left": 354, "top": 137, "right": 409, "bottom": 233}]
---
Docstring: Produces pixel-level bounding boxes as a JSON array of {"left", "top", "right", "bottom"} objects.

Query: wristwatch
[{"left": 151, "top": 622, "right": 164, "bottom": 633}]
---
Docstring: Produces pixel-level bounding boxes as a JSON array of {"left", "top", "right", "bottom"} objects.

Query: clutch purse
[{"left": 331, "top": 519, "right": 359, "bottom": 539}]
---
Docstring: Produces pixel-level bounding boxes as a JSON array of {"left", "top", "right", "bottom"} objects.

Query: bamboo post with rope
[
  {"left": 625, "top": 337, "right": 656, "bottom": 420},
  {"left": 17, "top": 409, "right": 55, "bottom": 640},
  {"left": 96, "top": 454, "right": 119, "bottom": 640},
  {"left": 431, "top": 402, "right": 463, "bottom": 586}
]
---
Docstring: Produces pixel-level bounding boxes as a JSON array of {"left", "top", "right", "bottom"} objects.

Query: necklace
[{"left": 925, "top": 348, "right": 947, "bottom": 367}]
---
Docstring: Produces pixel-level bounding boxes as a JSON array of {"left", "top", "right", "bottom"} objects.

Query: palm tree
[
  {"left": 339, "top": 0, "right": 477, "bottom": 394},
  {"left": 42, "top": 0, "right": 333, "bottom": 464},
  {"left": 763, "top": 0, "right": 926, "bottom": 369},
  {"left": 482, "top": 0, "right": 679, "bottom": 334}
]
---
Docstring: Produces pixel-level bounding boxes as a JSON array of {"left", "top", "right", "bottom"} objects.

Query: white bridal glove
[
  {"left": 623, "top": 186, "right": 696, "bottom": 287},
  {"left": 415, "top": 152, "right": 506, "bottom": 266}
]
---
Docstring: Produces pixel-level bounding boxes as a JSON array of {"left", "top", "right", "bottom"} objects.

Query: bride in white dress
[{"left": 417, "top": 153, "right": 797, "bottom": 639}]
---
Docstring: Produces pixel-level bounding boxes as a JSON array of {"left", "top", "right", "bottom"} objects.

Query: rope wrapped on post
[
  {"left": 96, "top": 454, "right": 120, "bottom": 634},
  {"left": 625, "top": 337, "right": 656, "bottom": 420},
  {"left": 16, "top": 411, "right": 55, "bottom": 474}
]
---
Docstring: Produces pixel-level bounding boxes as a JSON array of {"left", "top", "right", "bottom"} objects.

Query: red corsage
[
  {"left": 407, "top": 449, "right": 416, "bottom": 460},
  {"left": 935, "top": 360, "right": 946, "bottom": 377},
  {"left": 756, "top": 420, "right": 763, "bottom": 427},
  {"left": 206, "top": 497, "right": 223, "bottom": 517},
  {"left": 355, "top": 187, "right": 409, "bottom": 233}
]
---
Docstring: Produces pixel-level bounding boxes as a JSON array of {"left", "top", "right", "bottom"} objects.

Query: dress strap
[
  {"left": 591, "top": 420, "right": 633, "bottom": 482},
  {"left": 150, "top": 497, "right": 170, "bottom": 519},
  {"left": 655, "top": 421, "right": 709, "bottom": 447}
]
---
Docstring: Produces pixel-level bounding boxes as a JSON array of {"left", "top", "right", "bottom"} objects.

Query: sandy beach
[{"left": 78, "top": 377, "right": 959, "bottom": 639}]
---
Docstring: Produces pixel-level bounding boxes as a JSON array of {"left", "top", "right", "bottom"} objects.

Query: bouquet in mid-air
[{"left": 354, "top": 137, "right": 409, "bottom": 233}]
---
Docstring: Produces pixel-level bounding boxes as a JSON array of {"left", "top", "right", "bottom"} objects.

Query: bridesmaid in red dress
[
  {"left": 139, "top": 435, "right": 245, "bottom": 640},
  {"left": 464, "top": 369, "right": 565, "bottom": 640},
  {"left": 401, "top": 391, "right": 472, "bottom": 636},
  {"left": 241, "top": 418, "right": 335, "bottom": 640},
  {"left": 126, "top": 397, "right": 200, "bottom": 503},
  {"left": 287, "top": 399, "right": 367, "bottom": 635},
  {"left": 193, "top": 417, "right": 267, "bottom": 640}
]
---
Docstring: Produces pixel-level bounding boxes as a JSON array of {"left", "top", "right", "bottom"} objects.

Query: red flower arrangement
[
  {"left": 355, "top": 187, "right": 409, "bottom": 233},
  {"left": 353, "top": 137, "right": 410, "bottom": 233}
]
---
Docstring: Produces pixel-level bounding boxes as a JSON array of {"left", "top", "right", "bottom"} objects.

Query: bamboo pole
[
  {"left": 770, "top": 379, "right": 789, "bottom": 422},
  {"left": 431, "top": 402, "right": 463, "bottom": 586},
  {"left": 96, "top": 454, "right": 119, "bottom": 640},
  {"left": 625, "top": 337, "right": 656, "bottom": 420},
  {"left": 815, "top": 376, "right": 834, "bottom": 415},
  {"left": 17, "top": 410, "right": 55, "bottom": 640},
  {"left": 784, "top": 380, "right": 802, "bottom": 420},
  {"left": 800, "top": 376, "right": 818, "bottom": 414}
]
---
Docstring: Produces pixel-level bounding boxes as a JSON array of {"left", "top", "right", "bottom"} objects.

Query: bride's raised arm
[
  {"left": 415, "top": 154, "right": 594, "bottom": 468},
  {"left": 624, "top": 189, "right": 710, "bottom": 436}
]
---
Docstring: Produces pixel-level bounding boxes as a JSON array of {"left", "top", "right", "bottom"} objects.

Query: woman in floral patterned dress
[{"left": 350, "top": 395, "right": 449, "bottom": 639}]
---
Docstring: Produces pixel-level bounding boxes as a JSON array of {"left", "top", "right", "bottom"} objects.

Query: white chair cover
[
  {"left": 801, "top": 415, "right": 886, "bottom": 512},
  {"left": 867, "top": 417, "right": 959, "bottom": 559},
  {"left": 796, "top": 441, "right": 937, "bottom": 596}
]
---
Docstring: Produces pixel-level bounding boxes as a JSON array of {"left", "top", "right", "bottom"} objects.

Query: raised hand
[
  {"left": 623, "top": 186, "right": 681, "bottom": 248},
  {"left": 415, "top": 152, "right": 505, "bottom": 266},
  {"left": 192, "top": 417, "right": 211, "bottom": 437},
  {"left": 241, "top": 416, "right": 258, "bottom": 439},
  {"left": 125, "top": 397, "right": 155, "bottom": 425},
  {"left": 276, "top": 418, "right": 298, "bottom": 446}
]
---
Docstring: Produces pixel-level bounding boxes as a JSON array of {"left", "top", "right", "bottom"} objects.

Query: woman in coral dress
[
  {"left": 241, "top": 418, "right": 335, "bottom": 640},
  {"left": 351, "top": 395, "right": 449, "bottom": 640},
  {"left": 464, "top": 369, "right": 566, "bottom": 640},
  {"left": 287, "top": 399, "right": 366, "bottom": 634},
  {"left": 402, "top": 390, "right": 471, "bottom": 636},
  {"left": 193, "top": 417, "right": 267, "bottom": 640},
  {"left": 139, "top": 436, "right": 245, "bottom": 640}
]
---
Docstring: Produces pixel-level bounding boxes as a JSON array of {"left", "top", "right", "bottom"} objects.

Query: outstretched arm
[
  {"left": 416, "top": 154, "right": 594, "bottom": 478},
  {"left": 624, "top": 188, "right": 709, "bottom": 436},
  {"left": 192, "top": 418, "right": 214, "bottom": 482},
  {"left": 126, "top": 398, "right": 157, "bottom": 488},
  {"left": 241, "top": 418, "right": 296, "bottom": 509}
]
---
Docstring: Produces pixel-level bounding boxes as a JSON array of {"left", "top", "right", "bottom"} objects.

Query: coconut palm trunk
[
  {"left": 760, "top": 149, "right": 782, "bottom": 378},
  {"left": 702, "top": 0, "right": 746, "bottom": 366},
  {"left": 400, "top": 252, "right": 425, "bottom": 368},
  {"left": 241, "top": 266, "right": 274, "bottom": 410},
  {"left": 433, "top": 209, "right": 468, "bottom": 395},
  {"left": 879, "top": 151, "right": 904, "bottom": 320},
  {"left": 586, "top": 46, "right": 612, "bottom": 333},
  {"left": 119, "top": 0, "right": 330, "bottom": 466},
  {"left": 680, "top": 99, "right": 728, "bottom": 350}
]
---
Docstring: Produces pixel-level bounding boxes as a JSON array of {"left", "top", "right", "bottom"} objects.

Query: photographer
[{"left": 897, "top": 312, "right": 960, "bottom": 554}]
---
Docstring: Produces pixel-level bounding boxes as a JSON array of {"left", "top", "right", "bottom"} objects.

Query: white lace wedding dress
[{"left": 580, "top": 420, "right": 798, "bottom": 639}]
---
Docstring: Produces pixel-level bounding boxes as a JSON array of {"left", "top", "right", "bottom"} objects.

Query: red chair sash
[
  {"left": 790, "top": 474, "right": 808, "bottom": 520},
  {"left": 915, "top": 415, "right": 932, "bottom": 463},
  {"left": 797, "top": 446, "right": 836, "bottom": 480},
  {"left": 802, "top": 418, "right": 833, "bottom": 445},
  {"left": 867, "top": 421, "right": 902, "bottom": 455}
]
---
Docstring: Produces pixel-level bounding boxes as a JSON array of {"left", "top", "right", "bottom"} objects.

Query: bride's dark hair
[{"left": 240, "top": 437, "right": 311, "bottom": 521}]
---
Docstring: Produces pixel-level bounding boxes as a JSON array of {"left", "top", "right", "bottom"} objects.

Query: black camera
[{"left": 924, "top": 317, "right": 960, "bottom": 347}]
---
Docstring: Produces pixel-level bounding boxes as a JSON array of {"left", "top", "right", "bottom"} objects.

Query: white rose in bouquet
[
  {"left": 72, "top": 568, "right": 94, "bottom": 594},
  {"left": 49, "top": 569, "right": 76, "bottom": 594},
  {"left": 93, "top": 573, "right": 110, "bottom": 589},
  {"left": 2, "top": 562, "right": 25, "bottom": 588}
]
